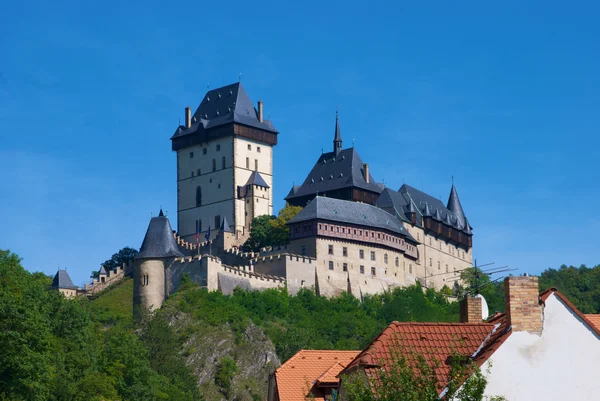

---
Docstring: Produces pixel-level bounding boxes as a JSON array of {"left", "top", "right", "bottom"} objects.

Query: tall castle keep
[
  {"left": 133, "top": 83, "right": 474, "bottom": 313},
  {"left": 171, "top": 83, "right": 277, "bottom": 244}
]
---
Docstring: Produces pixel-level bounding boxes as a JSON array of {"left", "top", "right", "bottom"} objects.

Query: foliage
[
  {"left": 244, "top": 204, "right": 302, "bottom": 251},
  {"left": 538, "top": 264, "right": 600, "bottom": 313},
  {"left": 169, "top": 281, "right": 459, "bottom": 361},
  {"left": 215, "top": 357, "right": 238, "bottom": 398},
  {"left": 88, "top": 277, "right": 134, "bottom": 325},
  {"left": 92, "top": 246, "right": 138, "bottom": 278},
  {"left": 342, "top": 338, "right": 506, "bottom": 401},
  {"left": 0, "top": 249, "right": 201, "bottom": 401}
]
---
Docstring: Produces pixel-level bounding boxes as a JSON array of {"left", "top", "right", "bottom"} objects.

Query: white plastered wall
[{"left": 482, "top": 293, "right": 600, "bottom": 401}]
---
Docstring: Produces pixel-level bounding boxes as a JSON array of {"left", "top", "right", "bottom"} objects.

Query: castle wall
[
  {"left": 84, "top": 261, "right": 133, "bottom": 296},
  {"left": 403, "top": 224, "right": 472, "bottom": 289},
  {"left": 253, "top": 253, "right": 316, "bottom": 295},
  {"left": 58, "top": 288, "right": 77, "bottom": 298},
  {"left": 134, "top": 258, "right": 168, "bottom": 312}
]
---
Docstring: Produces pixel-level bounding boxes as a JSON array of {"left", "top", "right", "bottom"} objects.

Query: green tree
[
  {"left": 244, "top": 204, "right": 302, "bottom": 251},
  {"left": 215, "top": 357, "right": 238, "bottom": 398},
  {"left": 244, "top": 215, "right": 276, "bottom": 251},
  {"left": 98, "top": 246, "right": 139, "bottom": 275},
  {"left": 455, "top": 268, "right": 505, "bottom": 314}
]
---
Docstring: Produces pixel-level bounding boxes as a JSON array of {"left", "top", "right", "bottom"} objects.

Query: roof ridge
[{"left": 391, "top": 321, "right": 495, "bottom": 327}]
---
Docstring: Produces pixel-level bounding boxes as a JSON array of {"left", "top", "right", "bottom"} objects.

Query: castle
[{"left": 133, "top": 83, "right": 474, "bottom": 312}]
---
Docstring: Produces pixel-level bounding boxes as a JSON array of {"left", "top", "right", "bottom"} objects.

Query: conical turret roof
[
  {"left": 135, "top": 210, "right": 183, "bottom": 260},
  {"left": 220, "top": 216, "right": 233, "bottom": 233},
  {"left": 423, "top": 201, "right": 432, "bottom": 217},
  {"left": 434, "top": 208, "right": 442, "bottom": 221},
  {"left": 447, "top": 185, "right": 466, "bottom": 227}
]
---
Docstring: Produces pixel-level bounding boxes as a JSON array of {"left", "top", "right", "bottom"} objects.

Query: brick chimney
[
  {"left": 258, "top": 101, "right": 263, "bottom": 122},
  {"left": 460, "top": 296, "right": 482, "bottom": 323},
  {"left": 504, "top": 275, "right": 543, "bottom": 334}
]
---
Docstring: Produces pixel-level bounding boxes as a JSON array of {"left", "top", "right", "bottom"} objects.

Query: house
[
  {"left": 51, "top": 269, "right": 79, "bottom": 298},
  {"left": 337, "top": 275, "right": 600, "bottom": 401},
  {"left": 268, "top": 350, "right": 360, "bottom": 401}
]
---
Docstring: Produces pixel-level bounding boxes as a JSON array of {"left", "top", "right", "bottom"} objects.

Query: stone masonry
[{"left": 504, "top": 276, "right": 543, "bottom": 334}]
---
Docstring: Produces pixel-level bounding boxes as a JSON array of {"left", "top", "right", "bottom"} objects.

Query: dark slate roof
[
  {"left": 288, "top": 196, "right": 416, "bottom": 241},
  {"left": 285, "top": 148, "right": 383, "bottom": 201},
  {"left": 135, "top": 214, "right": 184, "bottom": 260},
  {"left": 246, "top": 171, "right": 270, "bottom": 188},
  {"left": 376, "top": 185, "right": 472, "bottom": 234},
  {"left": 447, "top": 185, "right": 466, "bottom": 227},
  {"left": 171, "top": 82, "right": 277, "bottom": 140},
  {"left": 52, "top": 269, "right": 78, "bottom": 290},
  {"left": 220, "top": 216, "right": 233, "bottom": 233},
  {"left": 286, "top": 185, "right": 300, "bottom": 198},
  {"left": 98, "top": 265, "right": 108, "bottom": 275}
]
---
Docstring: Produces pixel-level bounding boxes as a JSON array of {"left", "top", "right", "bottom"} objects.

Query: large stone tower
[
  {"left": 170, "top": 83, "right": 278, "bottom": 244},
  {"left": 133, "top": 209, "right": 183, "bottom": 314}
]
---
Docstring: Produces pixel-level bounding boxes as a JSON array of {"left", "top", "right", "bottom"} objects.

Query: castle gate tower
[{"left": 170, "top": 83, "right": 278, "bottom": 244}]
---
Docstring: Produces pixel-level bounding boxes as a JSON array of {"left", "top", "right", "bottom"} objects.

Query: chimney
[
  {"left": 460, "top": 296, "right": 482, "bottom": 323},
  {"left": 504, "top": 276, "right": 543, "bottom": 334},
  {"left": 185, "top": 106, "right": 191, "bottom": 128},
  {"left": 364, "top": 164, "right": 370, "bottom": 183},
  {"left": 257, "top": 101, "right": 263, "bottom": 122}
]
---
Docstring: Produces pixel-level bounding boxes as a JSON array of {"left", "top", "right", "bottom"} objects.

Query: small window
[
  {"left": 257, "top": 146, "right": 261, "bottom": 153},
  {"left": 216, "top": 144, "right": 221, "bottom": 151},
  {"left": 255, "top": 159, "right": 258, "bottom": 171},
  {"left": 430, "top": 258, "right": 432, "bottom": 266},
  {"left": 189, "top": 151, "right": 194, "bottom": 159},
  {"left": 248, "top": 144, "right": 252, "bottom": 150},
  {"left": 214, "top": 215, "right": 220, "bottom": 229},
  {"left": 329, "top": 261, "right": 334, "bottom": 270},
  {"left": 370, "top": 251, "right": 376, "bottom": 261},
  {"left": 371, "top": 267, "right": 376, "bottom": 276},
  {"left": 417, "top": 232, "right": 420, "bottom": 241},
  {"left": 196, "top": 186, "right": 202, "bottom": 207},
  {"left": 354, "top": 229, "right": 357, "bottom": 235},
  {"left": 378, "top": 233, "right": 381, "bottom": 239},
  {"left": 197, "top": 168, "right": 201, "bottom": 176},
  {"left": 438, "top": 261, "right": 440, "bottom": 270},
  {"left": 222, "top": 156, "right": 226, "bottom": 169},
  {"left": 212, "top": 159, "right": 216, "bottom": 172},
  {"left": 359, "top": 230, "right": 363, "bottom": 236},
  {"left": 446, "top": 265, "right": 449, "bottom": 273},
  {"left": 324, "top": 225, "right": 327, "bottom": 231},
  {"left": 319, "top": 224, "right": 322, "bottom": 230},
  {"left": 143, "top": 274, "right": 149, "bottom": 286},
  {"left": 371, "top": 232, "right": 374, "bottom": 238},
  {"left": 395, "top": 257, "right": 399, "bottom": 267},
  {"left": 328, "top": 245, "right": 334, "bottom": 255},
  {"left": 343, "top": 247, "right": 348, "bottom": 257},
  {"left": 203, "top": 148, "right": 207, "bottom": 155},
  {"left": 246, "top": 157, "right": 250, "bottom": 169},
  {"left": 343, "top": 263, "right": 348, "bottom": 272},
  {"left": 360, "top": 265, "right": 365, "bottom": 274},
  {"left": 462, "top": 251, "right": 465, "bottom": 259},
  {"left": 359, "top": 249, "right": 364, "bottom": 259},
  {"left": 409, "top": 264, "right": 412, "bottom": 274},
  {"left": 336, "top": 227, "right": 340, "bottom": 232},
  {"left": 384, "top": 254, "right": 388, "bottom": 264}
]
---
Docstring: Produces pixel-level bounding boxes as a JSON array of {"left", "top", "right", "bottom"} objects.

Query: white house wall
[{"left": 482, "top": 293, "right": 600, "bottom": 401}]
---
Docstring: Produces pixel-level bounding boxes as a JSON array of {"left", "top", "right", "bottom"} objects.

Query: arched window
[{"left": 196, "top": 186, "right": 202, "bottom": 207}]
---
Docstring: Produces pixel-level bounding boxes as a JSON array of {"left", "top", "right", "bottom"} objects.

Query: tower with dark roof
[
  {"left": 170, "top": 82, "right": 277, "bottom": 245},
  {"left": 133, "top": 210, "right": 184, "bottom": 314},
  {"left": 52, "top": 269, "right": 79, "bottom": 298}
]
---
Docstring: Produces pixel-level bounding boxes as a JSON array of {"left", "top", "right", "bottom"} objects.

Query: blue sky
[{"left": 1, "top": 1, "right": 599, "bottom": 286}]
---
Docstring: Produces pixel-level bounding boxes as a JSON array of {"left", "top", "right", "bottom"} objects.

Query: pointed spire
[
  {"left": 333, "top": 109, "right": 342, "bottom": 156},
  {"left": 135, "top": 214, "right": 183, "bottom": 260},
  {"left": 158, "top": 208, "right": 164, "bottom": 217},
  {"left": 445, "top": 212, "right": 452, "bottom": 225},
  {"left": 434, "top": 208, "right": 442, "bottom": 221},
  {"left": 447, "top": 184, "right": 466, "bottom": 226},
  {"left": 220, "top": 216, "right": 232, "bottom": 233},
  {"left": 407, "top": 200, "right": 416, "bottom": 214},
  {"left": 423, "top": 201, "right": 432, "bottom": 217},
  {"left": 99, "top": 265, "right": 108, "bottom": 275}
]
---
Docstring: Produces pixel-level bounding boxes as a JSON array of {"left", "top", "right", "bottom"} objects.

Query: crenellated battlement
[{"left": 84, "top": 260, "right": 133, "bottom": 296}]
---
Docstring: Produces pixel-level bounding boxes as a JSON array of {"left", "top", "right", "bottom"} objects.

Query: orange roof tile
[
  {"left": 316, "top": 362, "right": 346, "bottom": 386},
  {"left": 274, "top": 350, "right": 360, "bottom": 401},
  {"left": 342, "top": 320, "right": 510, "bottom": 393},
  {"left": 585, "top": 314, "right": 600, "bottom": 331}
]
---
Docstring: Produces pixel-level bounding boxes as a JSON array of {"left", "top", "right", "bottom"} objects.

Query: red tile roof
[
  {"left": 585, "top": 314, "right": 600, "bottom": 331},
  {"left": 273, "top": 350, "right": 360, "bottom": 401},
  {"left": 342, "top": 320, "right": 509, "bottom": 392}
]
